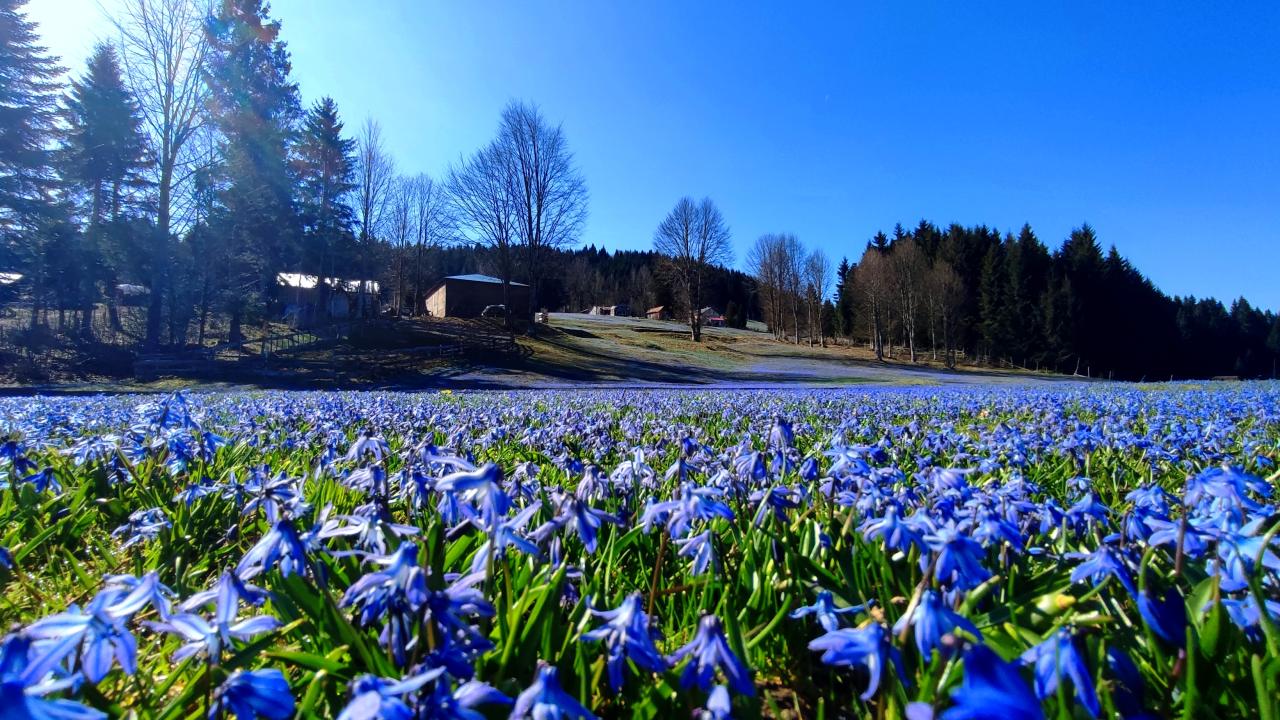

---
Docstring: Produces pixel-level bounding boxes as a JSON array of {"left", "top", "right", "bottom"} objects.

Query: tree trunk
[
  {"left": 229, "top": 307, "right": 243, "bottom": 346},
  {"left": 147, "top": 160, "right": 173, "bottom": 347}
]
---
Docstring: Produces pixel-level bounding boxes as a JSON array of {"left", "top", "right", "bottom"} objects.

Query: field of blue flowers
[{"left": 1, "top": 384, "right": 1278, "bottom": 719}]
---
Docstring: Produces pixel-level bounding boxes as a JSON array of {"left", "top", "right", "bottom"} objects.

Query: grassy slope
[
  {"left": 483, "top": 313, "right": 1060, "bottom": 387},
  {"left": 2, "top": 314, "right": 1062, "bottom": 393}
]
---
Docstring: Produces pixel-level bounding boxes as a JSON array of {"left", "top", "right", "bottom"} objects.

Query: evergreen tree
[
  {"left": 977, "top": 243, "right": 1007, "bottom": 362},
  {"left": 293, "top": 96, "right": 356, "bottom": 291},
  {"left": 204, "top": 0, "right": 300, "bottom": 343},
  {"left": 833, "top": 256, "right": 851, "bottom": 340},
  {"left": 62, "top": 44, "right": 148, "bottom": 228},
  {"left": 0, "top": 0, "right": 64, "bottom": 327},
  {"left": 60, "top": 43, "right": 149, "bottom": 335},
  {"left": 0, "top": 0, "right": 61, "bottom": 232}
]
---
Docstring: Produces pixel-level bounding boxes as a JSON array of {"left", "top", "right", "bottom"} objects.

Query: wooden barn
[{"left": 424, "top": 274, "right": 529, "bottom": 318}]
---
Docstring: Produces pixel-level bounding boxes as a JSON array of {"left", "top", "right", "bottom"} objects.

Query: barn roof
[{"left": 445, "top": 274, "right": 528, "bottom": 287}]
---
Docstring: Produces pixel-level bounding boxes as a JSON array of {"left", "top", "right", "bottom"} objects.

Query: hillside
[
  {"left": 464, "top": 313, "right": 1063, "bottom": 388},
  {"left": 1, "top": 313, "right": 1066, "bottom": 393}
]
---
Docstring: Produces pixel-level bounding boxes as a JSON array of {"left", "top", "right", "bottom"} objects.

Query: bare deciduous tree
[
  {"left": 356, "top": 119, "right": 395, "bottom": 251},
  {"left": 748, "top": 232, "right": 805, "bottom": 342},
  {"left": 779, "top": 234, "right": 804, "bottom": 344},
  {"left": 855, "top": 248, "right": 891, "bottom": 360},
  {"left": 385, "top": 175, "right": 414, "bottom": 313},
  {"left": 890, "top": 238, "right": 926, "bottom": 362},
  {"left": 447, "top": 140, "right": 518, "bottom": 326},
  {"left": 408, "top": 173, "right": 451, "bottom": 314},
  {"left": 114, "top": 0, "right": 210, "bottom": 346},
  {"left": 925, "top": 260, "right": 964, "bottom": 368},
  {"left": 653, "top": 197, "right": 731, "bottom": 341},
  {"left": 498, "top": 101, "right": 587, "bottom": 330},
  {"left": 805, "top": 249, "right": 831, "bottom": 347}
]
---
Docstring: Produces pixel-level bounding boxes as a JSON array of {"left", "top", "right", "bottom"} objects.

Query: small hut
[{"left": 646, "top": 306, "right": 672, "bottom": 321}]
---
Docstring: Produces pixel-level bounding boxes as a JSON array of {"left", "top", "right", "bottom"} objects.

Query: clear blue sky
[{"left": 34, "top": 0, "right": 1280, "bottom": 310}]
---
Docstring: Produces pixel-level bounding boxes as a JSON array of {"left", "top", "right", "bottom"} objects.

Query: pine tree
[
  {"left": 0, "top": 0, "right": 61, "bottom": 232},
  {"left": 62, "top": 44, "right": 148, "bottom": 227},
  {"left": 205, "top": 0, "right": 301, "bottom": 343},
  {"left": 294, "top": 96, "right": 356, "bottom": 296},
  {"left": 61, "top": 43, "right": 149, "bottom": 335},
  {"left": 833, "top": 256, "right": 850, "bottom": 341},
  {"left": 0, "top": 0, "right": 64, "bottom": 328},
  {"left": 977, "top": 243, "right": 1007, "bottom": 363}
]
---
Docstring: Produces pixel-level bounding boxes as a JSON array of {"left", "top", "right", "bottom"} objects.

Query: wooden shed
[
  {"left": 424, "top": 274, "right": 530, "bottom": 318},
  {"left": 646, "top": 306, "right": 672, "bottom": 320}
]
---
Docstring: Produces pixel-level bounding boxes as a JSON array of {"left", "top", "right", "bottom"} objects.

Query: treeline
[
  {"left": 0, "top": 0, "right": 602, "bottom": 346},
  {"left": 825, "top": 221, "right": 1280, "bottom": 380}
]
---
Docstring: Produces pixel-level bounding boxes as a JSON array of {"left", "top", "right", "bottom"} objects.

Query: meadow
[{"left": 1, "top": 384, "right": 1277, "bottom": 719}]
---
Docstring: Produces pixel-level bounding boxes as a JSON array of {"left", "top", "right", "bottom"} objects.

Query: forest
[
  {"left": 1, "top": 0, "right": 1276, "bottom": 381},
  {"left": 817, "top": 222, "right": 1280, "bottom": 381}
]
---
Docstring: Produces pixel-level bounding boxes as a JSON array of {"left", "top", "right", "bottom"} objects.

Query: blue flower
[
  {"left": 537, "top": 496, "right": 622, "bottom": 554},
  {"left": 769, "top": 416, "right": 794, "bottom": 449},
  {"left": 939, "top": 644, "right": 1043, "bottom": 720},
  {"left": 789, "top": 590, "right": 870, "bottom": 632},
  {"left": 924, "top": 523, "right": 992, "bottom": 591},
  {"left": 701, "top": 685, "right": 733, "bottom": 720},
  {"left": 419, "top": 678, "right": 511, "bottom": 720},
  {"left": 509, "top": 664, "right": 597, "bottom": 719},
  {"left": 1106, "top": 647, "right": 1157, "bottom": 720},
  {"left": 9, "top": 466, "right": 60, "bottom": 493},
  {"left": 241, "top": 469, "right": 306, "bottom": 524},
  {"left": 646, "top": 484, "right": 734, "bottom": 538},
  {"left": 470, "top": 502, "right": 543, "bottom": 574},
  {"left": 668, "top": 615, "right": 754, "bottom": 697},
  {"left": 1218, "top": 595, "right": 1280, "bottom": 642},
  {"left": 211, "top": 668, "right": 295, "bottom": 719},
  {"left": 111, "top": 507, "right": 170, "bottom": 548},
  {"left": 336, "top": 667, "right": 444, "bottom": 720},
  {"left": 150, "top": 572, "right": 280, "bottom": 664},
  {"left": 581, "top": 593, "right": 668, "bottom": 691},
  {"left": 0, "top": 634, "right": 106, "bottom": 720},
  {"left": 236, "top": 519, "right": 312, "bottom": 580},
  {"left": 807, "top": 623, "right": 905, "bottom": 700},
  {"left": 749, "top": 485, "right": 800, "bottom": 526},
  {"left": 344, "top": 430, "right": 390, "bottom": 463},
  {"left": 25, "top": 573, "right": 161, "bottom": 683},
  {"left": 675, "top": 531, "right": 718, "bottom": 576},
  {"left": 1064, "top": 493, "right": 1110, "bottom": 534},
  {"left": 180, "top": 571, "right": 268, "bottom": 616},
  {"left": 1208, "top": 522, "right": 1280, "bottom": 593},
  {"left": 320, "top": 503, "right": 420, "bottom": 556},
  {"left": 0, "top": 546, "right": 12, "bottom": 570},
  {"left": 1020, "top": 629, "right": 1099, "bottom": 718},
  {"left": 1136, "top": 588, "right": 1187, "bottom": 648},
  {"left": 1068, "top": 545, "right": 1136, "bottom": 596},
  {"left": 341, "top": 543, "right": 429, "bottom": 667},
  {"left": 419, "top": 572, "right": 496, "bottom": 675},
  {"left": 861, "top": 506, "right": 923, "bottom": 554},
  {"left": 892, "top": 590, "right": 982, "bottom": 657},
  {"left": 175, "top": 476, "right": 221, "bottom": 506},
  {"left": 436, "top": 462, "right": 511, "bottom": 526},
  {"left": 0, "top": 439, "right": 38, "bottom": 474}
]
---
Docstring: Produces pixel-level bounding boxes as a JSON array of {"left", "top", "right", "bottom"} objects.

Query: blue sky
[{"left": 34, "top": 1, "right": 1280, "bottom": 310}]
